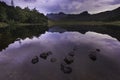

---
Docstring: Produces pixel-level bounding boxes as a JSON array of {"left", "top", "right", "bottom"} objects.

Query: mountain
[{"left": 47, "top": 7, "right": 120, "bottom": 21}]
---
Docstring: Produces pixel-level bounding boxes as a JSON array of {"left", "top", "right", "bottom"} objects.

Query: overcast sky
[{"left": 0, "top": 0, "right": 120, "bottom": 14}]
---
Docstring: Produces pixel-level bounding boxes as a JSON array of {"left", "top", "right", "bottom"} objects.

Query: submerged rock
[
  {"left": 40, "top": 53, "right": 48, "bottom": 60},
  {"left": 40, "top": 51, "right": 52, "bottom": 60},
  {"left": 60, "top": 63, "right": 72, "bottom": 74},
  {"left": 89, "top": 53, "right": 97, "bottom": 61},
  {"left": 64, "top": 56, "right": 74, "bottom": 65},
  {"left": 96, "top": 49, "right": 100, "bottom": 52},
  {"left": 31, "top": 56, "right": 39, "bottom": 64}
]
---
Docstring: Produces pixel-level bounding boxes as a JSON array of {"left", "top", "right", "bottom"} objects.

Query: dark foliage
[{"left": 0, "top": 1, "right": 47, "bottom": 25}]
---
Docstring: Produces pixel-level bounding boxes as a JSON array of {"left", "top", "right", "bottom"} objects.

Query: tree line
[{"left": 0, "top": 1, "right": 47, "bottom": 25}]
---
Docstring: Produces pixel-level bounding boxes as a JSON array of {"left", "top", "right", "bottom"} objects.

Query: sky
[
  {"left": 0, "top": 0, "right": 120, "bottom": 15},
  {"left": 0, "top": 31, "right": 120, "bottom": 80}
]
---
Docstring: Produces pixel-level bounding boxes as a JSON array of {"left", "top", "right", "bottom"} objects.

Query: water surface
[
  {"left": 0, "top": 25, "right": 120, "bottom": 80},
  {"left": 0, "top": 28, "right": 120, "bottom": 80}
]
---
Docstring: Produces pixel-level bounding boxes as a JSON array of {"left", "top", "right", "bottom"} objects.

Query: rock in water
[
  {"left": 96, "top": 49, "right": 100, "bottom": 52},
  {"left": 31, "top": 56, "right": 39, "bottom": 64},
  {"left": 64, "top": 56, "right": 74, "bottom": 65},
  {"left": 40, "top": 51, "right": 52, "bottom": 60},
  {"left": 60, "top": 64, "right": 72, "bottom": 74},
  {"left": 40, "top": 53, "right": 48, "bottom": 60},
  {"left": 89, "top": 53, "right": 97, "bottom": 61}
]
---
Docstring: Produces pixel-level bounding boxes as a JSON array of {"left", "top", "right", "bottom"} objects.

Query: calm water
[
  {"left": 49, "top": 25, "right": 120, "bottom": 40},
  {"left": 0, "top": 25, "right": 120, "bottom": 50},
  {"left": 0, "top": 25, "right": 120, "bottom": 80},
  {"left": 0, "top": 25, "right": 48, "bottom": 51}
]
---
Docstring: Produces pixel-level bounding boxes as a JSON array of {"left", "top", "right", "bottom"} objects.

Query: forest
[{"left": 0, "top": 1, "right": 48, "bottom": 25}]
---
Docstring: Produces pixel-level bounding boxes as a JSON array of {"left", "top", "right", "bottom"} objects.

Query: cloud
[{"left": 0, "top": 0, "right": 120, "bottom": 14}]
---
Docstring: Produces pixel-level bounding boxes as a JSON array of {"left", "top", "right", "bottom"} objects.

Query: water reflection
[
  {"left": 1, "top": 25, "right": 120, "bottom": 51},
  {"left": 0, "top": 31, "right": 120, "bottom": 80},
  {"left": 56, "top": 25, "right": 120, "bottom": 41},
  {"left": 48, "top": 26, "right": 66, "bottom": 33},
  {"left": 0, "top": 25, "right": 48, "bottom": 51}
]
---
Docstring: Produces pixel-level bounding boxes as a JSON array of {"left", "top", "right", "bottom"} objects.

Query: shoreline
[
  {"left": 0, "top": 22, "right": 47, "bottom": 28},
  {"left": 0, "top": 22, "right": 8, "bottom": 28},
  {"left": 1, "top": 21, "right": 120, "bottom": 28},
  {"left": 48, "top": 20, "right": 120, "bottom": 27}
]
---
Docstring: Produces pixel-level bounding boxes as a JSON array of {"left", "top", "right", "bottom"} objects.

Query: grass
[
  {"left": 0, "top": 22, "right": 46, "bottom": 28},
  {"left": 14, "top": 23, "right": 45, "bottom": 26},
  {"left": 1, "top": 20, "right": 120, "bottom": 28},
  {"left": 0, "top": 22, "right": 8, "bottom": 28},
  {"left": 48, "top": 20, "right": 120, "bottom": 27}
]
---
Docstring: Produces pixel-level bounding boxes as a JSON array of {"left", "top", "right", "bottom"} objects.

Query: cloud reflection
[{"left": 0, "top": 31, "right": 120, "bottom": 80}]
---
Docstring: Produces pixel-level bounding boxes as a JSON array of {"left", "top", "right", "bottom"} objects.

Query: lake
[
  {"left": 0, "top": 25, "right": 48, "bottom": 51},
  {"left": 0, "top": 25, "right": 120, "bottom": 80},
  {"left": 1, "top": 25, "right": 120, "bottom": 51}
]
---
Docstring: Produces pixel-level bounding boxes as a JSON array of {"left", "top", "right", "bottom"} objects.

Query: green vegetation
[
  {"left": 0, "top": 1, "right": 48, "bottom": 27},
  {"left": 0, "top": 1, "right": 48, "bottom": 50},
  {"left": 0, "top": 22, "right": 8, "bottom": 27},
  {"left": 48, "top": 20, "right": 120, "bottom": 27}
]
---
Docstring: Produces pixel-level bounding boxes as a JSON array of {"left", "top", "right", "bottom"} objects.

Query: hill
[{"left": 47, "top": 7, "right": 120, "bottom": 22}]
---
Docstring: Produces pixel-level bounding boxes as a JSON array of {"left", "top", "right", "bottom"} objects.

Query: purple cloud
[
  {"left": 109, "top": 0, "right": 120, "bottom": 5},
  {"left": 0, "top": 0, "right": 120, "bottom": 14}
]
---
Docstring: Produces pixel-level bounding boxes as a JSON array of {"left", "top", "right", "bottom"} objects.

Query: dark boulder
[
  {"left": 40, "top": 51, "right": 52, "bottom": 60},
  {"left": 40, "top": 53, "right": 48, "bottom": 60},
  {"left": 96, "top": 49, "right": 100, "bottom": 52},
  {"left": 64, "top": 56, "right": 74, "bottom": 65},
  {"left": 31, "top": 56, "right": 39, "bottom": 64},
  {"left": 60, "top": 64, "right": 72, "bottom": 74},
  {"left": 89, "top": 53, "right": 97, "bottom": 61}
]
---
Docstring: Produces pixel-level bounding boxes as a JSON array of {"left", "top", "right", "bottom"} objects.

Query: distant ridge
[{"left": 47, "top": 7, "right": 120, "bottom": 21}]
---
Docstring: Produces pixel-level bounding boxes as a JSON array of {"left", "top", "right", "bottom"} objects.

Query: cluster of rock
[
  {"left": 60, "top": 50, "right": 75, "bottom": 74},
  {"left": 31, "top": 47, "right": 101, "bottom": 74},
  {"left": 31, "top": 47, "right": 77, "bottom": 74},
  {"left": 31, "top": 51, "right": 56, "bottom": 64},
  {"left": 89, "top": 49, "right": 100, "bottom": 61}
]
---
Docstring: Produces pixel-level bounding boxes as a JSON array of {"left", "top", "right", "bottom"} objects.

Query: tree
[{"left": 0, "top": 6, "right": 7, "bottom": 22}]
